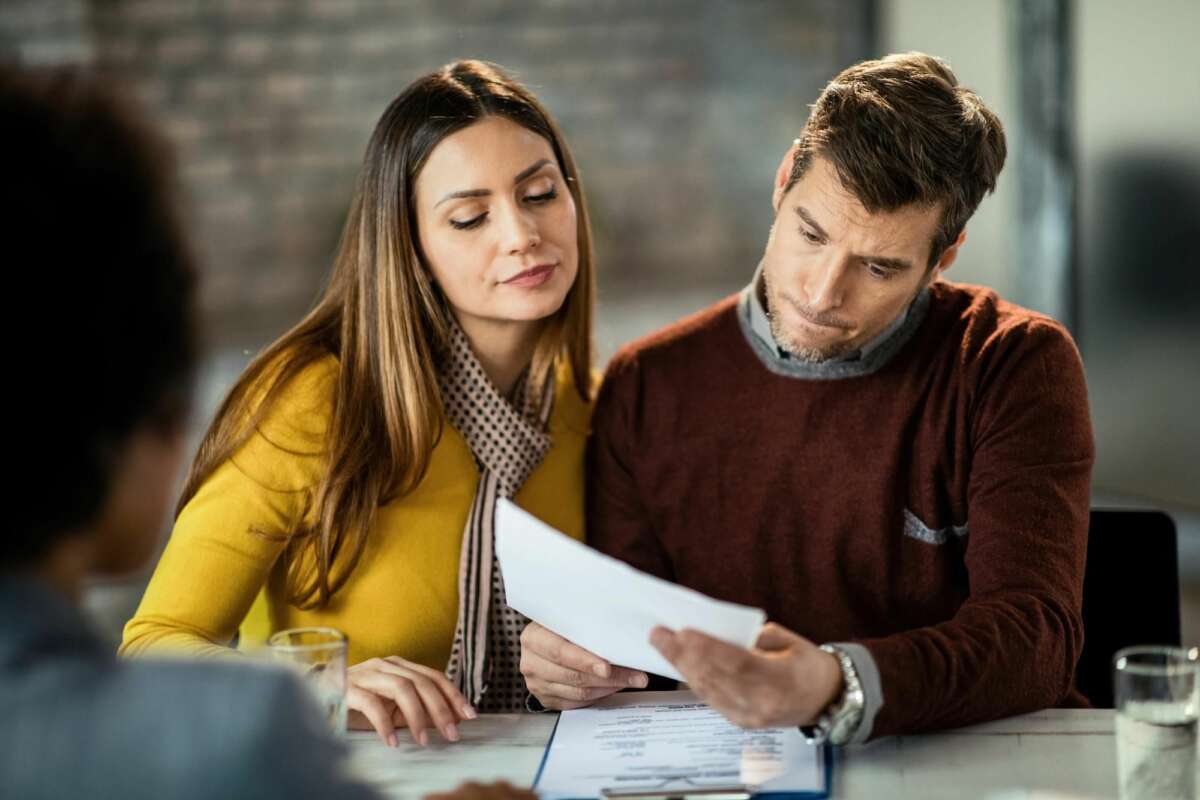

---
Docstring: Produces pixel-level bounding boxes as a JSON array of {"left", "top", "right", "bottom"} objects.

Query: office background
[{"left": 2, "top": 0, "right": 1197, "bottom": 642}]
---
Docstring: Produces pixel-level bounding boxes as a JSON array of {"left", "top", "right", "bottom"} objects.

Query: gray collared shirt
[{"left": 741, "top": 262, "right": 931, "bottom": 381}]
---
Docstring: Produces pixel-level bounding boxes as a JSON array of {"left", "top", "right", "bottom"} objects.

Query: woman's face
[{"left": 415, "top": 116, "right": 579, "bottom": 336}]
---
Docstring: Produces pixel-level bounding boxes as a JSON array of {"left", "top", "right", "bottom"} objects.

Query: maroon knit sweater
[{"left": 586, "top": 280, "right": 1094, "bottom": 739}]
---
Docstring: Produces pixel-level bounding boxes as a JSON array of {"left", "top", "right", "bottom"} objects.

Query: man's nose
[{"left": 802, "top": 255, "right": 846, "bottom": 311}]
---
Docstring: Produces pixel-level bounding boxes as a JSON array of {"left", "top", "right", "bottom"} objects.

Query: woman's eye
[
  {"left": 525, "top": 187, "right": 558, "bottom": 204},
  {"left": 449, "top": 213, "right": 486, "bottom": 230},
  {"left": 801, "top": 229, "right": 821, "bottom": 244}
]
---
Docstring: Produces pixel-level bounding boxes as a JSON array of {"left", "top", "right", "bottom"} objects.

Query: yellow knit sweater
[{"left": 120, "top": 355, "right": 591, "bottom": 668}]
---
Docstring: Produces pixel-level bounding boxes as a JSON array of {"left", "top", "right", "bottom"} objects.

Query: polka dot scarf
[{"left": 440, "top": 321, "right": 555, "bottom": 712}]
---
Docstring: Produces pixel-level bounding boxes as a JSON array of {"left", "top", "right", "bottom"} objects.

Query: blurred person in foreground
[
  {"left": 0, "top": 66, "right": 533, "bottom": 800},
  {"left": 521, "top": 52, "right": 1094, "bottom": 745},
  {"left": 120, "top": 59, "right": 605, "bottom": 745}
]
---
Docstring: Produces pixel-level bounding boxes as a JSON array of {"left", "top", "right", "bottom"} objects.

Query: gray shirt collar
[{"left": 739, "top": 263, "right": 931, "bottom": 380}]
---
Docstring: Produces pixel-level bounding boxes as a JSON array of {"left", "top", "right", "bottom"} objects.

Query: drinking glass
[
  {"left": 267, "top": 626, "right": 349, "bottom": 734},
  {"left": 1114, "top": 645, "right": 1199, "bottom": 800}
]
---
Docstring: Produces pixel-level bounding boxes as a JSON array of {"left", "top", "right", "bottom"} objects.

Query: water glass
[
  {"left": 1114, "top": 645, "right": 1199, "bottom": 800},
  {"left": 267, "top": 626, "right": 349, "bottom": 735}
]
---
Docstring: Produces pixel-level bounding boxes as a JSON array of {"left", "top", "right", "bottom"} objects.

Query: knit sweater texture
[{"left": 587, "top": 280, "right": 1094, "bottom": 739}]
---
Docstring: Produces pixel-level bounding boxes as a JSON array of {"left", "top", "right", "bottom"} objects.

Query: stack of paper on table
[{"left": 534, "top": 690, "right": 830, "bottom": 800}]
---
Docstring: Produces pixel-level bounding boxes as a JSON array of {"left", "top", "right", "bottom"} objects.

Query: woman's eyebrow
[{"left": 435, "top": 158, "right": 554, "bottom": 208}]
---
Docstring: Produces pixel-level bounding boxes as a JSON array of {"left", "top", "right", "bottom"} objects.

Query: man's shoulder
[
  {"left": 606, "top": 293, "right": 742, "bottom": 377},
  {"left": 930, "top": 281, "right": 1081, "bottom": 363}
]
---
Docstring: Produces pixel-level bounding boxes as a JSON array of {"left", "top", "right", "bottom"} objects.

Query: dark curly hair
[{"left": 1, "top": 65, "right": 197, "bottom": 567}]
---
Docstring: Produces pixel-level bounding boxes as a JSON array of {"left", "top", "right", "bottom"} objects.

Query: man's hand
[
  {"left": 520, "top": 621, "right": 649, "bottom": 709},
  {"left": 649, "top": 622, "right": 842, "bottom": 729},
  {"left": 423, "top": 781, "right": 537, "bottom": 800}
]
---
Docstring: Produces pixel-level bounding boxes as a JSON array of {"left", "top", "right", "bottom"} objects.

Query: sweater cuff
[{"left": 829, "top": 641, "right": 884, "bottom": 744}]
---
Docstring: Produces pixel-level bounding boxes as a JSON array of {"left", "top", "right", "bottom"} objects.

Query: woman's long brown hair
[{"left": 176, "top": 61, "right": 596, "bottom": 609}]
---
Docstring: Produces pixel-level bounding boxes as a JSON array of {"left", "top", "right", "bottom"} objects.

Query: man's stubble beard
[
  {"left": 762, "top": 268, "right": 856, "bottom": 363},
  {"left": 761, "top": 266, "right": 931, "bottom": 364}
]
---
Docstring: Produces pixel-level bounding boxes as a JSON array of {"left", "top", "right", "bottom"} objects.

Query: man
[
  {"left": 520, "top": 52, "right": 1093, "bottom": 745},
  {"left": 0, "top": 67, "right": 533, "bottom": 800}
]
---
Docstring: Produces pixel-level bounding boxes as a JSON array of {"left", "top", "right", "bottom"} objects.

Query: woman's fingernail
[
  {"left": 462, "top": 704, "right": 478, "bottom": 719},
  {"left": 629, "top": 672, "right": 649, "bottom": 688},
  {"left": 417, "top": 730, "right": 429, "bottom": 747},
  {"left": 593, "top": 663, "right": 610, "bottom": 678},
  {"left": 387, "top": 734, "right": 397, "bottom": 748},
  {"left": 444, "top": 723, "right": 460, "bottom": 742}
]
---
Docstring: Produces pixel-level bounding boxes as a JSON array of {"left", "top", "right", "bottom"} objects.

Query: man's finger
[{"left": 754, "top": 622, "right": 803, "bottom": 652}]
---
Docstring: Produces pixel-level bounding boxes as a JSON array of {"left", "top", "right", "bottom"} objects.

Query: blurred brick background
[{"left": 1, "top": 0, "right": 874, "bottom": 349}]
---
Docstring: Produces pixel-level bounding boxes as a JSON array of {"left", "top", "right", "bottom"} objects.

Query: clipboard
[{"left": 532, "top": 692, "right": 833, "bottom": 800}]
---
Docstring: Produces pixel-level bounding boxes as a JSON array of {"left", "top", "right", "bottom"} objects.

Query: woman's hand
[
  {"left": 520, "top": 622, "right": 648, "bottom": 710},
  {"left": 346, "top": 655, "right": 476, "bottom": 746}
]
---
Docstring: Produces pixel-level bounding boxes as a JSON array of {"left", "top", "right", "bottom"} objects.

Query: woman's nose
[{"left": 500, "top": 205, "right": 540, "bottom": 255}]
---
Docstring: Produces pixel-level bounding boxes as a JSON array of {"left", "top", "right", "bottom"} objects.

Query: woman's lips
[{"left": 503, "top": 263, "right": 557, "bottom": 288}]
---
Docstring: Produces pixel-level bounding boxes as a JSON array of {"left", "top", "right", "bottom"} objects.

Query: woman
[{"left": 121, "top": 60, "right": 596, "bottom": 747}]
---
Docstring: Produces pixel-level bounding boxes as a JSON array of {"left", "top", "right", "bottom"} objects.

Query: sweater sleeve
[
  {"left": 586, "top": 351, "right": 675, "bottom": 582},
  {"left": 855, "top": 321, "right": 1094, "bottom": 738},
  {"left": 120, "top": 362, "right": 332, "bottom": 659},
  {"left": 119, "top": 434, "right": 317, "bottom": 658}
]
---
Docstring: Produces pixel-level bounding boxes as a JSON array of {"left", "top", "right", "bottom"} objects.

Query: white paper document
[
  {"left": 534, "top": 691, "right": 829, "bottom": 800},
  {"left": 495, "top": 500, "right": 767, "bottom": 681}
]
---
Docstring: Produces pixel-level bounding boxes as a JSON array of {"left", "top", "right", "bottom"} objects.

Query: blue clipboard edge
[
  {"left": 531, "top": 711, "right": 835, "bottom": 800},
  {"left": 532, "top": 710, "right": 563, "bottom": 790}
]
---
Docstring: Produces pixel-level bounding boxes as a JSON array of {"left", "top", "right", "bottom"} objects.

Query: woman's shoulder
[
  {"left": 250, "top": 352, "right": 339, "bottom": 455},
  {"left": 226, "top": 353, "right": 339, "bottom": 493},
  {"left": 549, "top": 358, "right": 596, "bottom": 437}
]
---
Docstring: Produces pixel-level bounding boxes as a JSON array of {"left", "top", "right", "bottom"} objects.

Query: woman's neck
[{"left": 456, "top": 315, "right": 545, "bottom": 397}]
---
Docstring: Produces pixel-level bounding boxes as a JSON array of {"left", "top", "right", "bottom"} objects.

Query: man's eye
[
  {"left": 450, "top": 213, "right": 486, "bottom": 230},
  {"left": 800, "top": 229, "right": 821, "bottom": 244},
  {"left": 866, "top": 263, "right": 893, "bottom": 280}
]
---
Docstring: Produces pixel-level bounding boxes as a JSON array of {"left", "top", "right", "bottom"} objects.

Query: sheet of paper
[
  {"left": 495, "top": 500, "right": 766, "bottom": 681},
  {"left": 534, "top": 691, "right": 828, "bottom": 800}
]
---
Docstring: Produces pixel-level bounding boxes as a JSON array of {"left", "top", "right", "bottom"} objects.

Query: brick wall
[{"left": 2, "top": 0, "right": 874, "bottom": 345}]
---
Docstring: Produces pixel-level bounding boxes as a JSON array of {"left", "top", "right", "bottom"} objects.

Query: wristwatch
[{"left": 799, "top": 644, "right": 865, "bottom": 746}]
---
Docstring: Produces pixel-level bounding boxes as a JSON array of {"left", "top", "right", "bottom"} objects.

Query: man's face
[{"left": 760, "top": 154, "right": 957, "bottom": 361}]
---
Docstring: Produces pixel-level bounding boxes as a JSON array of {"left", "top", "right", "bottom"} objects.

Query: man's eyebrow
[
  {"left": 435, "top": 158, "right": 554, "bottom": 208},
  {"left": 794, "top": 205, "right": 914, "bottom": 271},
  {"left": 793, "top": 206, "right": 830, "bottom": 241},
  {"left": 862, "top": 255, "right": 914, "bottom": 272}
]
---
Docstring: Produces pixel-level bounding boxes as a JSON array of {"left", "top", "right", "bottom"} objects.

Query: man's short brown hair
[{"left": 785, "top": 52, "right": 1007, "bottom": 267}]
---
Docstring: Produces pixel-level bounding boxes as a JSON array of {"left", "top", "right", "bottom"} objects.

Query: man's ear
[
  {"left": 772, "top": 139, "right": 799, "bottom": 213},
  {"left": 929, "top": 229, "right": 967, "bottom": 282}
]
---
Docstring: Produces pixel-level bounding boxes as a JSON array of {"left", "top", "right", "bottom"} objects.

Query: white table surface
[{"left": 345, "top": 707, "right": 1120, "bottom": 800}]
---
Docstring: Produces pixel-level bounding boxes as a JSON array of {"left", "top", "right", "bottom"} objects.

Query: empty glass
[
  {"left": 1113, "top": 646, "right": 1199, "bottom": 800},
  {"left": 267, "top": 626, "right": 349, "bottom": 734}
]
